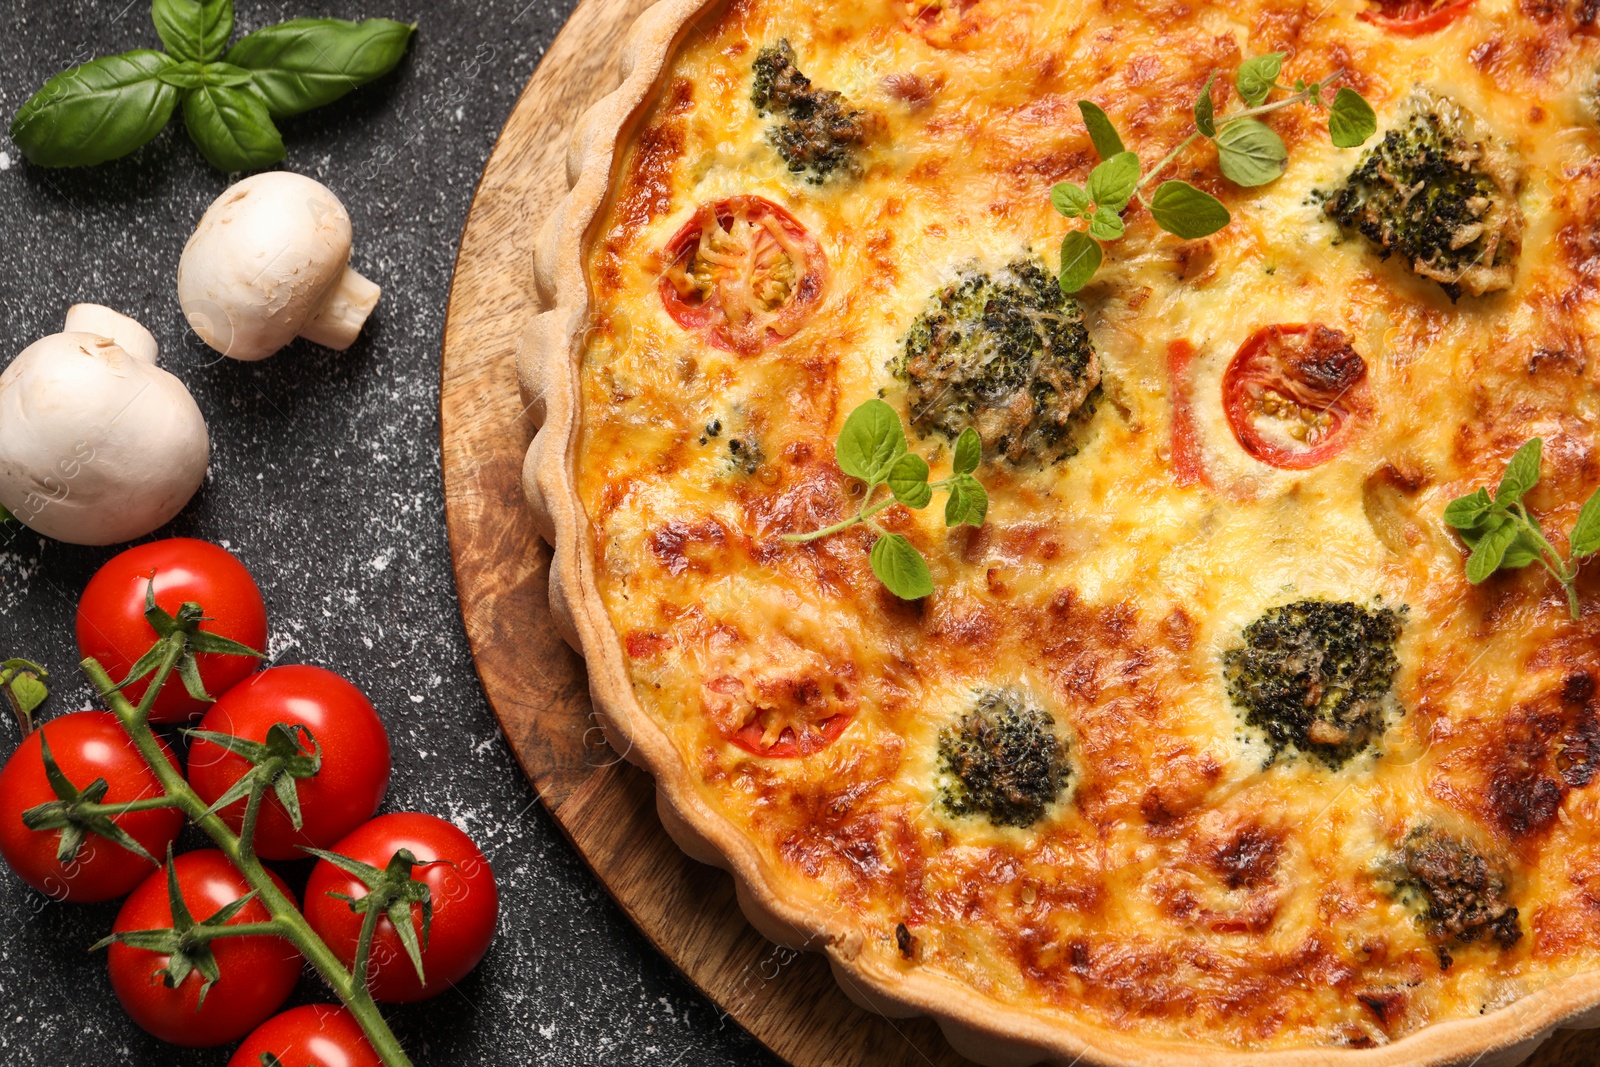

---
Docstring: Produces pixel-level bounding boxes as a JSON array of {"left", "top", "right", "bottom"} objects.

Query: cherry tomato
[
  {"left": 1222, "top": 324, "right": 1370, "bottom": 471},
  {"left": 0, "top": 712, "right": 183, "bottom": 901},
  {"left": 1359, "top": 0, "right": 1473, "bottom": 33},
  {"left": 77, "top": 539, "right": 268, "bottom": 723},
  {"left": 304, "top": 814, "right": 498, "bottom": 1003},
  {"left": 658, "top": 195, "right": 827, "bottom": 354},
  {"left": 188, "top": 666, "right": 391, "bottom": 861},
  {"left": 108, "top": 850, "right": 301, "bottom": 1046},
  {"left": 229, "top": 1004, "right": 382, "bottom": 1067}
]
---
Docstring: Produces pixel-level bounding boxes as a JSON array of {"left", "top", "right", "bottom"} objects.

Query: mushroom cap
[
  {"left": 0, "top": 333, "right": 210, "bottom": 546},
  {"left": 177, "top": 172, "right": 355, "bottom": 362}
]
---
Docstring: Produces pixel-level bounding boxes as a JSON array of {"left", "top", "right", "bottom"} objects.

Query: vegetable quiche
[{"left": 521, "top": 0, "right": 1600, "bottom": 1061}]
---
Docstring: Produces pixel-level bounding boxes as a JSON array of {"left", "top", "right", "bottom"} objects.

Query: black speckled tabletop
[{"left": 0, "top": 3, "right": 782, "bottom": 1064}]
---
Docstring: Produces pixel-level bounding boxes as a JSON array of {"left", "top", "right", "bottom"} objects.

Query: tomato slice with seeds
[
  {"left": 1359, "top": 0, "right": 1473, "bottom": 33},
  {"left": 658, "top": 195, "right": 826, "bottom": 355},
  {"left": 1222, "top": 324, "right": 1370, "bottom": 471}
]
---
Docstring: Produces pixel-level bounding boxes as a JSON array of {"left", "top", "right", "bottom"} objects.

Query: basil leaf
[
  {"left": 1088, "top": 210, "right": 1125, "bottom": 241},
  {"left": 1076, "top": 100, "right": 1125, "bottom": 160},
  {"left": 227, "top": 17, "right": 416, "bottom": 118},
  {"left": 1149, "top": 180, "right": 1230, "bottom": 239},
  {"left": 203, "top": 63, "right": 257, "bottom": 88},
  {"left": 1086, "top": 151, "right": 1140, "bottom": 211},
  {"left": 1495, "top": 437, "right": 1542, "bottom": 505},
  {"left": 1051, "top": 182, "right": 1090, "bottom": 219},
  {"left": 1328, "top": 87, "right": 1377, "bottom": 149},
  {"left": 182, "top": 83, "right": 285, "bottom": 172},
  {"left": 870, "top": 534, "right": 933, "bottom": 600},
  {"left": 1443, "top": 487, "right": 1495, "bottom": 530},
  {"left": 152, "top": 0, "right": 235, "bottom": 64},
  {"left": 1572, "top": 488, "right": 1600, "bottom": 558},
  {"left": 944, "top": 475, "right": 988, "bottom": 529},
  {"left": 887, "top": 453, "right": 933, "bottom": 509},
  {"left": 1194, "top": 71, "right": 1217, "bottom": 138},
  {"left": 836, "top": 399, "right": 907, "bottom": 482},
  {"left": 1215, "top": 118, "right": 1287, "bottom": 186},
  {"left": 158, "top": 61, "right": 208, "bottom": 90},
  {"left": 953, "top": 427, "right": 982, "bottom": 476},
  {"left": 1466, "top": 519, "right": 1520, "bottom": 584},
  {"left": 1058, "top": 230, "right": 1103, "bottom": 294},
  {"left": 1235, "top": 52, "right": 1285, "bottom": 108},
  {"left": 10, "top": 51, "right": 180, "bottom": 168}
]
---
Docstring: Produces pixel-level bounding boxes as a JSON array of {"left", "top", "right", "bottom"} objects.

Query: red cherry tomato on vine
[
  {"left": 305, "top": 813, "right": 499, "bottom": 1003},
  {"left": 108, "top": 850, "right": 301, "bottom": 1046},
  {"left": 658, "top": 195, "right": 827, "bottom": 354},
  {"left": 229, "top": 1004, "right": 382, "bottom": 1067},
  {"left": 0, "top": 711, "right": 183, "bottom": 901},
  {"left": 188, "top": 666, "right": 391, "bottom": 861},
  {"left": 1222, "top": 323, "right": 1370, "bottom": 471},
  {"left": 77, "top": 539, "right": 268, "bottom": 723},
  {"left": 1359, "top": 0, "right": 1473, "bottom": 33}
]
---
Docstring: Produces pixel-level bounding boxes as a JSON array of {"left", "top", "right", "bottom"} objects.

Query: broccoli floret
[
  {"left": 897, "top": 259, "right": 1100, "bottom": 466},
  {"left": 1324, "top": 91, "right": 1521, "bottom": 299},
  {"left": 1384, "top": 827, "right": 1522, "bottom": 960},
  {"left": 750, "top": 40, "right": 872, "bottom": 184},
  {"left": 1223, "top": 599, "right": 1404, "bottom": 768},
  {"left": 937, "top": 689, "right": 1072, "bottom": 828}
]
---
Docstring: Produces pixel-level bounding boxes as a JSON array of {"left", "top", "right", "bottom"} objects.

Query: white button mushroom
[
  {"left": 0, "top": 305, "right": 210, "bottom": 546},
  {"left": 177, "top": 172, "right": 382, "bottom": 362}
]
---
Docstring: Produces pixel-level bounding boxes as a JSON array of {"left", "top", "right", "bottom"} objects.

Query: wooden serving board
[{"left": 437, "top": 2, "right": 1597, "bottom": 1065}]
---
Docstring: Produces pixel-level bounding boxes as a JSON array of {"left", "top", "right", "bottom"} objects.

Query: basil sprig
[
  {"left": 784, "top": 400, "right": 988, "bottom": 600},
  {"left": 1445, "top": 437, "right": 1600, "bottom": 619},
  {"left": 10, "top": 0, "right": 415, "bottom": 172},
  {"left": 1051, "top": 54, "right": 1378, "bottom": 293}
]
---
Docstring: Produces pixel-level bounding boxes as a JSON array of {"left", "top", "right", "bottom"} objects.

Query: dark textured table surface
[{"left": 0, "top": 3, "right": 782, "bottom": 1064}]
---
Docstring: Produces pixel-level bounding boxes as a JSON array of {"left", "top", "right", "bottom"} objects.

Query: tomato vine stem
[{"left": 81, "top": 638, "right": 414, "bottom": 1067}]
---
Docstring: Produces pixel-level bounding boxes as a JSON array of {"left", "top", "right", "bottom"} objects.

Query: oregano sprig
[
  {"left": 0, "top": 659, "right": 48, "bottom": 735},
  {"left": 783, "top": 400, "right": 988, "bottom": 600},
  {"left": 1052, "top": 53, "right": 1378, "bottom": 293},
  {"left": 1444, "top": 437, "right": 1600, "bottom": 619},
  {"left": 11, "top": 0, "right": 415, "bottom": 172}
]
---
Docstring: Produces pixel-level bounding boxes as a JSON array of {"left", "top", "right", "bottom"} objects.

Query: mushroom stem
[
  {"left": 298, "top": 267, "right": 382, "bottom": 352},
  {"left": 63, "top": 304, "right": 159, "bottom": 364}
]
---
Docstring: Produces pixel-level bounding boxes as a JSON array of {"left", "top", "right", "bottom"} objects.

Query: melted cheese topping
[{"left": 575, "top": 0, "right": 1600, "bottom": 1049}]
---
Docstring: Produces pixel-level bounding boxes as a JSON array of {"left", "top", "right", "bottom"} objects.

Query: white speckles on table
[{"left": 0, "top": 2, "right": 780, "bottom": 1065}]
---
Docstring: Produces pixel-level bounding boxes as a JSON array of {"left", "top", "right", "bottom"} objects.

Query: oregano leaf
[
  {"left": 1328, "top": 87, "right": 1377, "bottom": 148},
  {"left": 835, "top": 399, "right": 907, "bottom": 482},
  {"left": 869, "top": 534, "right": 933, "bottom": 600},
  {"left": 1194, "top": 71, "right": 1217, "bottom": 137},
  {"left": 1466, "top": 519, "right": 1520, "bottom": 583},
  {"left": 1076, "top": 100, "right": 1125, "bottom": 160},
  {"left": 1149, "top": 180, "right": 1230, "bottom": 239},
  {"left": 887, "top": 453, "right": 933, "bottom": 509},
  {"left": 1088, "top": 210, "right": 1126, "bottom": 241},
  {"left": 1235, "top": 52, "right": 1285, "bottom": 107},
  {"left": 1051, "top": 182, "right": 1090, "bottom": 219},
  {"left": 952, "top": 428, "right": 982, "bottom": 476},
  {"left": 1495, "top": 437, "right": 1542, "bottom": 505},
  {"left": 1085, "top": 151, "right": 1140, "bottom": 211},
  {"left": 1215, "top": 118, "right": 1287, "bottom": 186},
  {"left": 1571, "top": 488, "right": 1600, "bottom": 558},
  {"left": 1058, "top": 230, "right": 1103, "bottom": 294}
]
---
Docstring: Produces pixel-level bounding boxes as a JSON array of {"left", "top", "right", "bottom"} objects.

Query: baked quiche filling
[{"left": 574, "top": 0, "right": 1600, "bottom": 1051}]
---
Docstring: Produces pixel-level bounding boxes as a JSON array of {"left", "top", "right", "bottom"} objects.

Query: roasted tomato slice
[
  {"left": 730, "top": 713, "right": 853, "bottom": 758},
  {"left": 1359, "top": 0, "right": 1473, "bottom": 33},
  {"left": 1222, "top": 324, "right": 1370, "bottom": 471},
  {"left": 658, "top": 195, "right": 826, "bottom": 354}
]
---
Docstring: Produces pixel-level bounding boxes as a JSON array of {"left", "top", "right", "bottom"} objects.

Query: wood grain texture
[
  {"left": 440, "top": 2, "right": 967, "bottom": 1064},
  {"left": 437, "top": 3, "right": 1597, "bottom": 1065}
]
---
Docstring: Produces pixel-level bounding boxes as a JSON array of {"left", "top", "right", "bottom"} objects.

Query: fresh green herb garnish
[
  {"left": 1051, "top": 54, "right": 1377, "bottom": 293},
  {"left": 0, "top": 659, "right": 48, "bottom": 735},
  {"left": 784, "top": 400, "right": 987, "bottom": 600},
  {"left": 1444, "top": 437, "right": 1600, "bottom": 619},
  {"left": 11, "top": 0, "right": 415, "bottom": 172}
]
